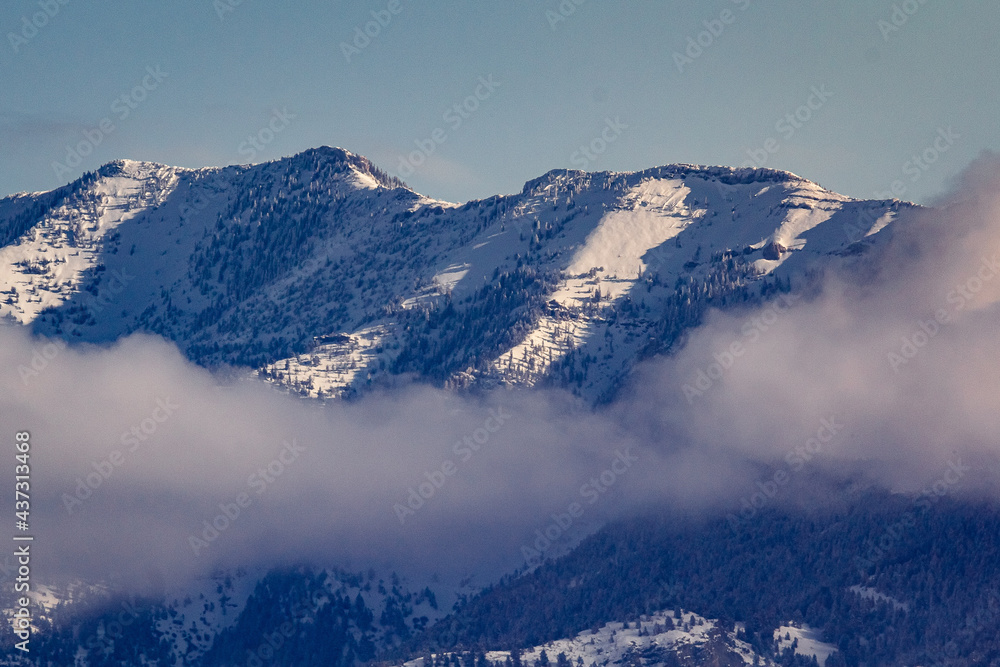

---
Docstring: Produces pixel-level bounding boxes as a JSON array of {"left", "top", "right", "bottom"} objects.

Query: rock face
[
  {"left": 762, "top": 240, "right": 786, "bottom": 260},
  {"left": 0, "top": 147, "right": 910, "bottom": 402}
]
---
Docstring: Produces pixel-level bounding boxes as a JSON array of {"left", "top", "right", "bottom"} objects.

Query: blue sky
[{"left": 1, "top": 0, "right": 996, "bottom": 204}]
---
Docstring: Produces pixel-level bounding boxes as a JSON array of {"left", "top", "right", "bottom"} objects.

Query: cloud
[
  {"left": 6, "top": 153, "right": 1000, "bottom": 596},
  {"left": 5, "top": 328, "right": 653, "bottom": 591},
  {"left": 626, "top": 151, "right": 1000, "bottom": 496}
]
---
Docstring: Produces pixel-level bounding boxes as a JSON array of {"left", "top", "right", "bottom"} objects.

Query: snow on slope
[
  {"left": 0, "top": 161, "right": 179, "bottom": 323},
  {"left": 773, "top": 622, "right": 838, "bottom": 663},
  {"left": 0, "top": 149, "right": 906, "bottom": 663},
  {"left": 506, "top": 610, "right": 765, "bottom": 666},
  {"left": 401, "top": 609, "right": 780, "bottom": 667},
  {"left": 848, "top": 585, "right": 909, "bottom": 612},
  {"left": 1, "top": 566, "right": 454, "bottom": 666},
  {"left": 477, "top": 169, "right": 904, "bottom": 399},
  {"left": 154, "top": 571, "right": 259, "bottom": 664},
  {"left": 155, "top": 567, "right": 448, "bottom": 665},
  {"left": 0, "top": 151, "right": 912, "bottom": 405}
]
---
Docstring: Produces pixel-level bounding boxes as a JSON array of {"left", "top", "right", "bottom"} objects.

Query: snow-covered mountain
[
  {"left": 0, "top": 147, "right": 916, "bottom": 664},
  {"left": 0, "top": 147, "right": 911, "bottom": 403}
]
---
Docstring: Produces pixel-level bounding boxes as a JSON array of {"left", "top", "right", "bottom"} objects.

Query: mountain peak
[
  {"left": 4, "top": 149, "right": 904, "bottom": 402},
  {"left": 283, "top": 146, "right": 409, "bottom": 191},
  {"left": 99, "top": 158, "right": 173, "bottom": 176}
]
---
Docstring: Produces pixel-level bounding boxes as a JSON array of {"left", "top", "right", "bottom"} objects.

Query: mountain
[
  {"left": 12, "top": 490, "right": 1000, "bottom": 665},
  {"left": 2, "top": 148, "right": 945, "bottom": 666},
  {"left": 400, "top": 489, "right": 1000, "bottom": 667},
  {"left": 0, "top": 146, "right": 911, "bottom": 403}
]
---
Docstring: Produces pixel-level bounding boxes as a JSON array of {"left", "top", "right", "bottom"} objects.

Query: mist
[
  {"left": 6, "top": 327, "right": 662, "bottom": 592},
  {"left": 627, "top": 151, "right": 1000, "bottom": 500},
  {"left": 6, "top": 154, "right": 1000, "bottom": 596}
]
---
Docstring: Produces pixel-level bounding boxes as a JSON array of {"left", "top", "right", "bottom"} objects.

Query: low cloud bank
[{"left": 5, "top": 155, "right": 1000, "bottom": 593}]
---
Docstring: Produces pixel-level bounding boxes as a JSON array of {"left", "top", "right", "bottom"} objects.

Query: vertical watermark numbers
[{"left": 12, "top": 431, "right": 33, "bottom": 654}]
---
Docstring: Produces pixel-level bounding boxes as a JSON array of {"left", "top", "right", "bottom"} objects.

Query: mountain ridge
[{"left": 1, "top": 146, "right": 914, "bottom": 402}]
